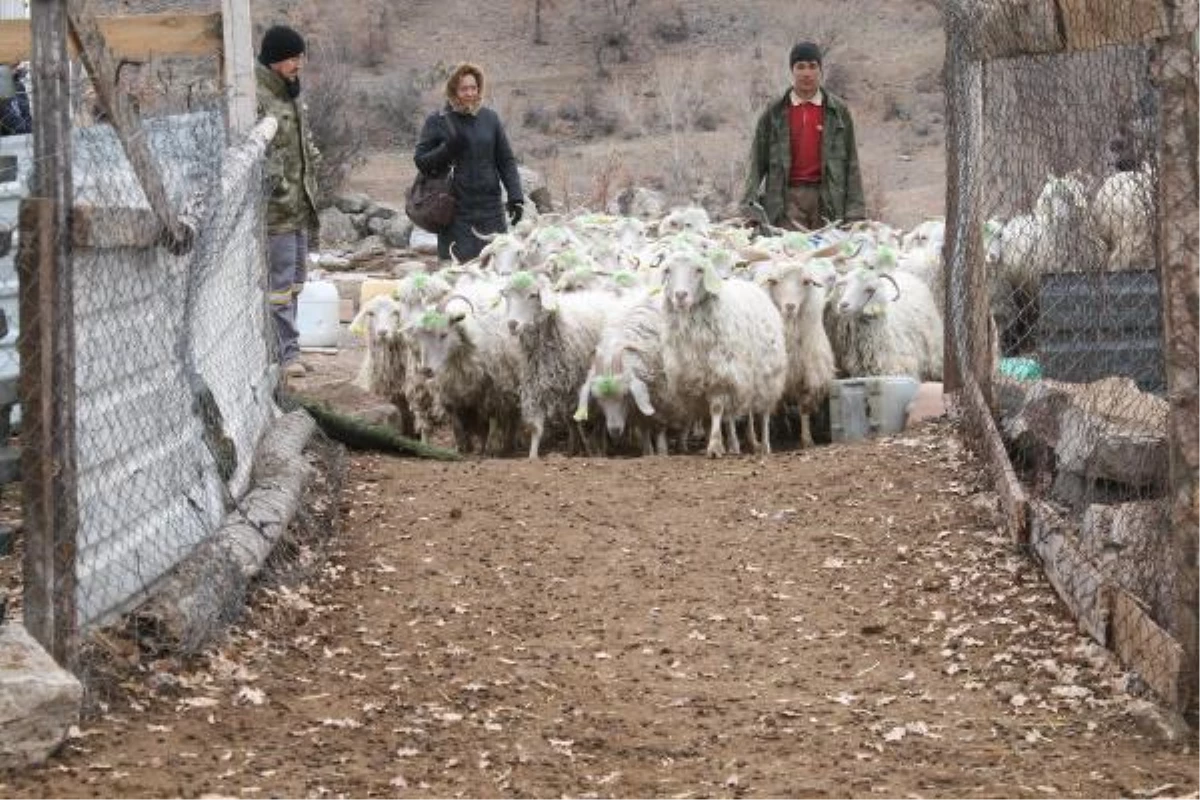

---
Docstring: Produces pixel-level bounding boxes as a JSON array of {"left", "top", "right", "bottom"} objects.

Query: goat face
[
  {"left": 661, "top": 251, "right": 719, "bottom": 313},
  {"left": 836, "top": 269, "right": 898, "bottom": 318},
  {"left": 590, "top": 369, "right": 655, "bottom": 438},
  {"left": 412, "top": 311, "right": 462, "bottom": 377},
  {"left": 367, "top": 299, "right": 404, "bottom": 343},
  {"left": 770, "top": 264, "right": 831, "bottom": 319},
  {"left": 501, "top": 272, "right": 551, "bottom": 336}
]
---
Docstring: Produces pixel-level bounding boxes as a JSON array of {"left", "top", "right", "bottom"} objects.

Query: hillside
[{"left": 255, "top": 0, "right": 947, "bottom": 229}]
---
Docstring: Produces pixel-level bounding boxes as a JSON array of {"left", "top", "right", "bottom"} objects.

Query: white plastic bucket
[{"left": 297, "top": 278, "right": 340, "bottom": 348}]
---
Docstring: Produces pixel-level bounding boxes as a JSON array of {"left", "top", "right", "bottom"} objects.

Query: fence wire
[
  {"left": 944, "top": 3, "right": 1196, "bottom": 715},
  {"left": 13, "top": 50, "right": 315, "bottom": 677}
]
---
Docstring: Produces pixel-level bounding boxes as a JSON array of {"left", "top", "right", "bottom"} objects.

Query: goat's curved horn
[
  {"left": 799, "top": 242, "right": 844, "bottom": 261},
  {"left": 472, "top": 226, "right": 502, "bottom": 243},
  {"left": 879, "top": 272, "right": 901, "bottom": 302},
  {"left": 834, "top": 240, "right": 866, "bottom": 263},
  {"left": 436, "top": 293, "right": 477, "bottom": 315}
]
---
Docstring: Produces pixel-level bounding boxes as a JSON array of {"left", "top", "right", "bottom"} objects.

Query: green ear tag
[
  {"left": 419, "top": 310, "right": 449, "bottom": 330},
  {"left": 509, "top": 271, "right": 535, "bottom": 291},
  {"left": 595, "top": 375, "right": 620, "bottom": 397}
]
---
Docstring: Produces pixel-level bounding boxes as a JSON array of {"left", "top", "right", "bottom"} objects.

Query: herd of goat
[{"left": 348, "top": 163, "right": 1154, "bottom": 459}]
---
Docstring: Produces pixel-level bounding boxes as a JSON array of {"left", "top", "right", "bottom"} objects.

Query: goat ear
[
  {"left": 449, "top": 311, "right": 467, "bottom": 325},
  {"left": 629, "top": 376, "right": 656, "bottom": 417},
  {"left": 540, "top": 283, "right": 559, "bottom": 313},
  {"left": 573, "top": 369, "right": 594, "bottom": 422},
  {"left": 348, "top": 306, "right": 373, "bottom": 337},
  {"left": 702, "top": 263, "right": 723, "bottom": 296}
]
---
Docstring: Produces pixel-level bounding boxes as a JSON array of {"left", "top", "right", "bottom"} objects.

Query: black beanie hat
[
  {"left": 789, "top": 41, "right": 822, "bottom": 67},
  {"left": 259, "top": 25, "right": 305, "bottom": 66}
]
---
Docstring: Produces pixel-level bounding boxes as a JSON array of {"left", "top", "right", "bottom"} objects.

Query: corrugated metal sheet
[
  {"left": 0, "top": 133, "right": 30, "bottom": 444},
  {"left": 1038, "top": 270, "right": 1165, "bottom": 393}
]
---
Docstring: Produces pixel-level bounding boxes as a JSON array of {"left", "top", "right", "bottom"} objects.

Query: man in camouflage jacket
[
  {"left": 742, "top": 41, "right": 865, "bottom": 230},
  {"left": 256, "top": 24, "right": 321, "bottom": 378}
]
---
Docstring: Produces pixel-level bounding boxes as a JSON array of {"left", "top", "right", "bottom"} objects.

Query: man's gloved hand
[{"left": 506, "top": 200, "right": 524, "bottom": 227}]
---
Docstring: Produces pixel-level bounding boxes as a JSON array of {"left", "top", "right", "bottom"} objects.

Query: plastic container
[
  {"left": 296, "top": 278, "right": 341, "bottom": 348},
  {"left": 828, "top": 375, "right": 920, "bottom": 442}
]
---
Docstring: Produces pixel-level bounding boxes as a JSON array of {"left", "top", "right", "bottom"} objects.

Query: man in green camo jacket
[{"left": 256, "top": 24, "right": 321, "bottom": 381}]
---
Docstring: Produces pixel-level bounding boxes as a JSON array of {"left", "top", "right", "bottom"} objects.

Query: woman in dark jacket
[{"left": 414, "top": 63, "right": 524, "bottom": 262}]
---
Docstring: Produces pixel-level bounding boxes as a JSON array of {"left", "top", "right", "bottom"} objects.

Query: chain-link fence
[
  {"left": 943, "top": 2, "right": 1197, "bottom": 717},
  {"left": 11, "top": 5, "right": 330, "bottom": 685}
]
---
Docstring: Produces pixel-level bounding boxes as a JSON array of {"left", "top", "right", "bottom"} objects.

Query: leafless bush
[
  {"left": 361, "top": 71, "right": 427, "bottom": 148},
  {"left": 648, "top": 57, "right": 725, "bottom": 135},
  {"left": 589, "top": 148, "right": 630, "bottom": 209},
  {"left": 574, "top": 89, "right": 620, "bottom": 139},
  {"left": 598, "top": 80, "right": 646, "bottom": 139},
  {"left": 651, "top": 6, "right": 689, "bottom": 43},
  {"left": 567, "top": 0, "right": 640, "bottom": 77},
  {"left": 882, "top": 92, "right": 909, "bottom": 122},
  {"left": 523, "top": 102, "right": 555, "bottom": 134},
  {"left": 304, "top": 49, "right": 368, "bottom": 199},
  {"left": 862, "top": 165, "right": 889, "bottom": 222}
]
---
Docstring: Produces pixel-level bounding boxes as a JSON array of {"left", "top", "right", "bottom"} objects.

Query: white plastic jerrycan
[{"left": 296, "top": 274, "right": 341, "bottom": 349}]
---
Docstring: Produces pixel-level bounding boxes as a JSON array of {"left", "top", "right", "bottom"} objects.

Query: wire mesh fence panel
[
  {"left": 944, "top": 2, "right": 1196, "bottom": 714},
  {"left": 69, "top": 103, "right": 277, "bottom": 631},
  {"left": 14, "top": 25, "right": 287, "bottom": 669}
]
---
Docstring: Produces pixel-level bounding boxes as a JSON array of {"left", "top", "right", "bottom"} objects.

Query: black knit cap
[
  {"left": 259, "top": 25, "right": 306, "bottom": 66},
  {"left": 789, "top": 41, "right": 822, "bottom": 67}
]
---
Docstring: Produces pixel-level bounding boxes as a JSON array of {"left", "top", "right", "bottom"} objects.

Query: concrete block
[{"left": 0, "top": 624, "right": 83, "bottom": 768}]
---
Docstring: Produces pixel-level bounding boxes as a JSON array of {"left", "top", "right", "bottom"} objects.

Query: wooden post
[
  {"left": 65, "top": 0, "right": 194, "bottom": 254},
  {"left": 221, "top": 0, "right": 255, "bottom": 138},
  {"left": 21, "top": 0, "right": 79, "bottom": 669},
  {"left": 943, "top": 46, "right": 992, "bottom": 407},
  {"left": 1155, "top": 23, "right": 1199, "bottom": 714}
]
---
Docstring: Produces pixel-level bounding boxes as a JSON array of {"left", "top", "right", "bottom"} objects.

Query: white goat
[
  {"left": 660, "top": 250, "right": 787, "bottom": 457},
  {"left": 985, "top": 174, "right": 1105, "bottom": 354},
  {"left": 409, "top": 296, "right": 523, "bottom": 455},
  {"left": 574, "top": 297, "right": 684, "bottom": 455},
  {"left": 825, "top": 267, "right": 943, "bottom": 381},
  {"left": 760, "top": 257, "right": 837, "bottom": 448},
  {"left": 349, "top": 295, "right": 427, "bottom": 437},
  {"left": 1091, "top": 163, "right": 1154, "bottom": 271},
  {"left": 502, "top": 271, "right": 620, "bottom": 459}
]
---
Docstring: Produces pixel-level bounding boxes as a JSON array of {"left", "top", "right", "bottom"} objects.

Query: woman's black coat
[{"left": 414, "top": 105, "right": 523, "bottom": 261}]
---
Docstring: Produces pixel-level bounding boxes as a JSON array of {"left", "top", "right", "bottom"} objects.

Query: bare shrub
[
  {"left": 649, "top": 56, "right": 722, "bottom": 135},
  {"left": 574, "top": 89, "right": 620, "bottom": 139},
  {"left": 862, "top": 165, "right": 889, "bottom": 222},
  {"left": 589, "top": 148, "right": 631, "bottom": 210},
  {"left": 604, "top": 77, "right": 648, "bottom": 138},
  {"left": 304, "top": 48, "right": 368, "bottom": 199},
  {"left": 882, "top": 92, "right": 909, "bottom": 122},
  {"left": 360, "top": 8, "right": 393, "bottom": 71},
  {"left": 523, "top": 102, "right": 554, "bottom": 134},
  {"left": 566, "top": 0, "right": 640, "bottom": 77},
  {"left": 362, "top": 74, "right": 426, "bottom": 148},
  {"left": 651, "top": 6, "right": 689, "bottom": 43}
]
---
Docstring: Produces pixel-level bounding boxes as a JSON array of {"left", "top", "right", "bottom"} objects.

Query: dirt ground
[{"left": 0, "top": 339, "right": 1196, "bottom": 799}]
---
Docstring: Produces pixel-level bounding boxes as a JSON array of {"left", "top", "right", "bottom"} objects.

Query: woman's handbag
[{"left": 405, "top": 168, "right": 456, "bottom": 233}]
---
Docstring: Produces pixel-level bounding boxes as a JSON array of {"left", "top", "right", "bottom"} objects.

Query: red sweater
[{"left": 788, "top": 101, "right": 824, "bottom": 185}]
